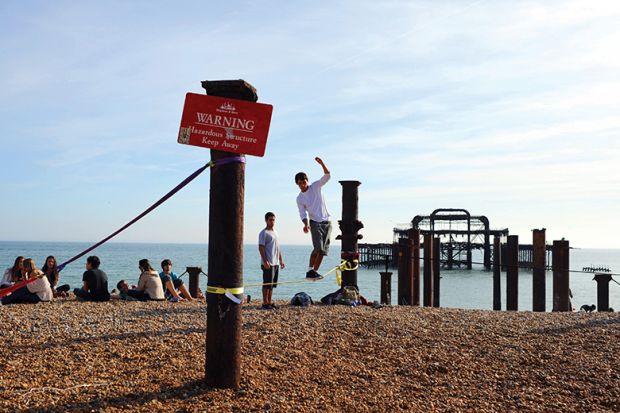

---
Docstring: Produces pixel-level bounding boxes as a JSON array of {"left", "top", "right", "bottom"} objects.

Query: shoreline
[{"left": 1, "top": 300, "right": 619, "bottom": 412}]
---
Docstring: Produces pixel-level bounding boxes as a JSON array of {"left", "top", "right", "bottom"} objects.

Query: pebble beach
[{"left": 1, "top": 299, "right": 619, "bottom": 412}]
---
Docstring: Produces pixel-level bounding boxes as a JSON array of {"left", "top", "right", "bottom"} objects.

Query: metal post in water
[
  {"left": 432, "top": 237, "right": 440, "bottom": 307},
  {"left": 532, "top": 229, "right": 546, "bottom": 312},
  {"left": 186, "top": 266, "right": 202, "bottom": 298},
  {"left": 337, "top": 180, "right": 363, "bottom": 288},
  {"left": 203, "top": 79, "right": 256, "bottom": 389},
  {"left": 552, "top": 239, "right": 570, "bottom": 312},
  {"left": 506, "top": 235, "right": 519, "bottom": 311},
  {"left": 397, "top": 237, "right": 413, "bottom": 305},
  {"left": 493, "top": 235, "right": 501, "bottom": 311},
  {"left": 593, "top": 273, "right": 612, "bottom": 312},
  {"left": 423, "top": 233, "right": 434, "bottom": 307}
]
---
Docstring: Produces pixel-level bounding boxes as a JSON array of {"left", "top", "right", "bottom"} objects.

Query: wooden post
[
  {"left": 532, "top": 229, "right": 546, "bottom": 312},
  {"left": 397, "top": 238, "right": 413, "bottom": 305},
  {"left": 593, "top": 273, "right": 612, "bottom": 312},
  {"left": 432, "top": 237, "right": 440, "bottom": 307},
  {"left": 552, "top": 239, "right": 570, "bottom": 312},
  {"left": 380, "top": 271, "right": 392, "bottom": 305},
  {"left": 423, "top": 234, "right": 434, "bottom": 307},
  {"left": 186, "top": 266, "right": 202, "bottom": 298},
  {"left": 337, "top": 180, "right": 363, "bottom": 288},
  {"left": 493, "top": 236, "right": 501, "bottom": 311},
  {"left": 203, "top": 79, "right": 256, "bottom": 389},
  {"left": 506, "top": 235, "right": 519, "bottom": 311},
  {"left": 411, "top": 229, "right": 421, "bottom": 306}
]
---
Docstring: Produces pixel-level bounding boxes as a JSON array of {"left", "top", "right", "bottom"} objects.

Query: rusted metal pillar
[
  {"left": 532, "top": 229, "right": 546, "bottom": 312},
  {"left": 492, "top": 236, "right": 501, "bottom": 311},
  {"left": 397, "top": 237, "right": 413, "bottom": 305},
  {"left": 423, "top": 234, "right": 434, "bottom": 307},
  {"left": 432, "top": 237, "right": 440, "bottom": 307},
  {"left": 411, "top": 229, "right": 421, "bottom": 306},
  {"left": 506, "top": 235, "right": 519, "bottom": 311},
  {"left": 552, "top": 239, "right": 570, "bottom": 312},
  {"left": 203, "top": 79, "right": 255, "bottom": 389},
  {"left": 337, "top": 180, "right": 363, "bottom": 288},
  {"left": 593, "top": 273, "right": 612, "bottom": 312},
  {"left": 186, "top": 266, "right": 202, "bottom": 298}
]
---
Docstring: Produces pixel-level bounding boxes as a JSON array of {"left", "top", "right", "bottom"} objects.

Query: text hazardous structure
[{"left": 178, "top": 93, "right": 273, "bottom": 157}]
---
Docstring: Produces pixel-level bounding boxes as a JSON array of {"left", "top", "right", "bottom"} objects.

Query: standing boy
[
  {"left": 295, "top": 157, "right": 331, "bottom": 280},
  {"left": 258, "top": 212, "right": 285, "bottom": 309}
]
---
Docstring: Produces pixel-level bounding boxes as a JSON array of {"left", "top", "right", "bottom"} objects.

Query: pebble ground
[{"left": 0, "top": 299, "right": 618, "bottom": 412}]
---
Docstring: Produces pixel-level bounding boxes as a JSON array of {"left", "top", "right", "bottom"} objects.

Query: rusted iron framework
[{"left": 394, "top": 208, "right": 508, "bottom": 270}]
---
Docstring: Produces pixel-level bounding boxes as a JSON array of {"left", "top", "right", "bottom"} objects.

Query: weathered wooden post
[
  {"left": 203, "top": 79, "right": 256, "bottom": 389},
  {"left": 186, "top": 266, "right": 202, "bottom": 298},
  {"left": 337, "top": 180, "right": 363, "bottom": 288},
  {"left": 397, "top": 237, "right": 413, "bottom": 305},
  {"left": 506, "top": 235, "right": 519, "bottom": 311},
  {"left": 411, "top": 229, "right": 421, "bottom": 306},
  {"left": 493, "top": 235, "right": 501, "bottom": 311},
  {"left": 423, "top": 233, "right": 434, "bottom": 307},
  {"left": 593, "top": 273, "right": 612, "bottom": 312},
  {"left": 532, "top": 229, "right": 546, "bottom": 312},
  {"left": 432, "top": 237, "right": 440, "bottom": 307},
  {"left": 552, "top": 239, "right": 570, "bottom": 312}
]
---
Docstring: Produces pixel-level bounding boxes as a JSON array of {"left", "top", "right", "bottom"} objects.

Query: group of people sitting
[{"left": 0, "top": 255, "right": 194, "bottom": 305}]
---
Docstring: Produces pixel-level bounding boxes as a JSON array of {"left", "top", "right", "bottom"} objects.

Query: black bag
[{"left": 291, "top": 292, "right": 313, "bottom": 307}]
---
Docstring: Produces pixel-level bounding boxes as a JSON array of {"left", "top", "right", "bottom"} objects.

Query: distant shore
[{"left": 1, "top": 299, "right": 619, "bottom": 412}]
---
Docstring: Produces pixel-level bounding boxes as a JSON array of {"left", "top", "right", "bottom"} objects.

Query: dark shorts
[
  {"left": 310, "top": 220, "right": 332, "bottom": 255},
  {"left": 261, "top": 265, "right": 279, "bottom": 290}
]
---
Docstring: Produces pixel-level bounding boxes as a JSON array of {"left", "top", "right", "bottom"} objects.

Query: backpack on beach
[{"left": 291, "top": 292, "right": 313, "bottom": 307}]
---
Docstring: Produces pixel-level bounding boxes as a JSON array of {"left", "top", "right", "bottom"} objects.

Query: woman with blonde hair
[
  {"left": 126, "top": 259, "right": 165, "bottom": 301},
  {"left": 1, "top": 258, "right": 53, "bottom": 305}
]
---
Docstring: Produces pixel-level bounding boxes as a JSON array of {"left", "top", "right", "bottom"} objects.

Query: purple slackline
[
  {"left": 55, "top": 161, "right": 213, "bottom": 272},
  {"left": 212, "top": 155, "right": 246, "bottom": 166}
]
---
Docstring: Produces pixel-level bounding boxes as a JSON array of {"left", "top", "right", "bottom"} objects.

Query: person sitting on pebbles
[
  {"left": 125, "top": 259, "right": 165, "bottom": 302},
  {"left": 74, "top": 255, "right": 110, "bottom": 302},
  {"left": 1, "top": 258, "right": 53, "bottom": 305},
  {"left": 1, "top": 256, "right": 25, "bottom": 289},
  {"left": 159, "top": 259, "right": 193, "bottom": 303},
  {"left": 41, "top": 255, "right": 71, "bottom": 298}
]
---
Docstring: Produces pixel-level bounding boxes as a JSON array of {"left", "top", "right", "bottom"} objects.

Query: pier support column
[
  {"left": 203, "top": 79, "right": 256, "bottom": 389},
  {"left": 506, "top": 235, "right": 519, "bottom": 311},
  {"left": 532, "top": 229, "right": 546, "bottom": 312},
  {"left": 552, "top": 239, "right": 570, "bottom": 312},
  {"left": 380, "top": 271, "right": 392, "bottom": 305},
  {"left": 411, "top": 229, "right": 421, "bottom": 306},
  {"left": 493, "top": 236, "right": 501, "bottom": 311},
  {"left": 397, "top": 238, "right": 413, "bottom": 305},
  {"left": 186, "top": 266, "right": 202, "bottom": 299},
  {"left": 593, "top": 273, "right": 612, "bottom": 312},
  {"left": 423, "top": 234, "right": 434, "bottom": 307},
  {"left": 432, "top": 237, "right": 440, "bottom": 307},
  {"left": 337, "top": 181, "right": 364, "bottom": 288}
]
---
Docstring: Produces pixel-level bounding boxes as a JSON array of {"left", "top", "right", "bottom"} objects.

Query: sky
[{"left": 1, "top": 0, "right": 619, "bottom": 249}]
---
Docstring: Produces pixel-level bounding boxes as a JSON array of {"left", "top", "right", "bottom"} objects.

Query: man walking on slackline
[{"left": 295, "top": 157, "right": 331, "bottom": 280}]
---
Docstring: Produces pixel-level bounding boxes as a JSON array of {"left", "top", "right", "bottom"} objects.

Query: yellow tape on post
[{"left": 206, "top": 285, "right": 245, "bottom": 304}]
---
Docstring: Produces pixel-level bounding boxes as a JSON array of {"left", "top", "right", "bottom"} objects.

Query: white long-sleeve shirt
[{"left": 296, "top": 174, "right": 331, "bottom": 222}]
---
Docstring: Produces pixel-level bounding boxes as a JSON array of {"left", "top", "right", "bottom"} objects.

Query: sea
[{"left": 1, "top": 241, "right": 619, "bottom": 311}]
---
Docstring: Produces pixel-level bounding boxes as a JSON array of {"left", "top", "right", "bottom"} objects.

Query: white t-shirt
[
  {"left": 258, "top": 228, "right": 280, "bottom": 266},
  {"left": 296, "top": 174, "right": 331, "bottom": 222},
  {"left": 27, "top": 276, "right": 53, "bottom": 302}
]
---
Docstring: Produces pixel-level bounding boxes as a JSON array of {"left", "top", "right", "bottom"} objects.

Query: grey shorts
[{"left": 310, "top": 220, "right": 332, "bottom": 255}]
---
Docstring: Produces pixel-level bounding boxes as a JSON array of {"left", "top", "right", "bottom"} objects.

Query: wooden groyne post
[
  {"left": 203, "top": 79, "right": 256, "bottom": 389},
  {"left": 506, "top": 235, "right": 519, "bottom": 311},
  {"left": 532, "top": 229, "right": 546, "bottom": 312},
  {"left": 492, "top": 235, "right": 501, "bottom": 311},
  {"left": 432, "top": 237, "right": 440, "bottom": 307},
  {"left": 380, "top": 256, "right": 392, "bottom": 305},
  {"left": 186, "top": 266, "right": 202, "bottom": 298},
  {"left": 397, "top": 237, "right": 414, "bottom": 305},
  {"left": 412, "top": 229, "right": 421, "bottom": 306},
  {"left": 423, "top": 233, "right": 434, "bottom": 307},
  {"left": 593, "top": 273, "right": 613, "bottom": 312},
  {"left": 552, "top": 239, "right": 570, "bottom": 311},
  {"left": 337, "top": 180, "right": 363, "bottom": 288}
]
